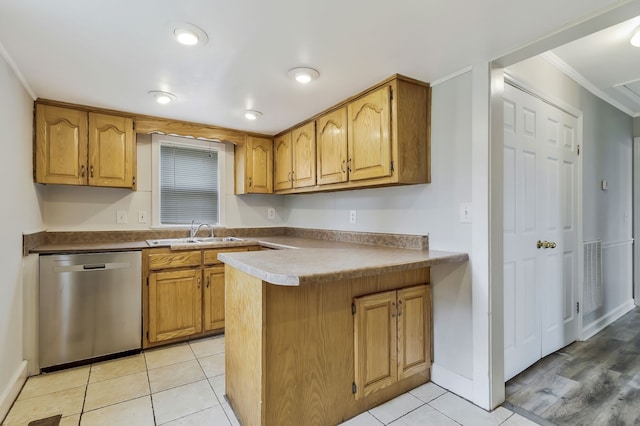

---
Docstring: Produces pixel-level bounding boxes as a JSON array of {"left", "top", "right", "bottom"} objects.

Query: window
[{"left": 152, "top": 134, "right": 227, "bottom": 226}]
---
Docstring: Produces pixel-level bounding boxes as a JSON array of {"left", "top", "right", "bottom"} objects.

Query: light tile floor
[{"left": 2, "top": 335, "right": 536, "bottom": 425}]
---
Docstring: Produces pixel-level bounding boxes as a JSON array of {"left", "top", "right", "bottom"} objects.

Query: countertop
[
  {"left": 217, "top": 236, "right": 468, "bottom": 286},
  {"left": 27, "top": 230, "right": 468, "bottom": 286}
]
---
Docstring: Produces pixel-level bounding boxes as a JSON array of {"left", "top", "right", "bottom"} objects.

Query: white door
[{"left": 503, "top": 83, "right": 579, "bottom": 380}]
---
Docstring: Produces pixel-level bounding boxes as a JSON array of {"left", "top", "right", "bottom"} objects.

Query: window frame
[{"left": 151, "top": 134, "right": 228, "bottom": 228}]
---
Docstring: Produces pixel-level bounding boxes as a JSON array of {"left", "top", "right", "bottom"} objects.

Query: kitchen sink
[{"left": 146, "top": 237, "right": 245, "bottom": 246}]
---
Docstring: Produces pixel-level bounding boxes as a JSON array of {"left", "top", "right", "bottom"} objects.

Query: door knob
[{"left": 537, "top": 240, "right": 556, "bottom": 249}]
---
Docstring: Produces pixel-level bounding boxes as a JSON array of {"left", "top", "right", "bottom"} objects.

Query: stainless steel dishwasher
[{"left": 39, "top": 251, "right": 142, "bottom": 370}]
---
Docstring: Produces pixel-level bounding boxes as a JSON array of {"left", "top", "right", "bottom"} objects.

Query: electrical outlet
[
  {"left": 459, "top": 203, "right": 472, "bottom": 223},
  {"left": 267, "top": 207, "right": 275, "bottom": 220},
  {"left": 138, "top": 210, "right": 148, "bottom": 223},
  {"left": 349, "top": 210, "right": 357, "bottom": 224},
  {"left": 116, "top": 210, "right": 128, "bottom": 224}
]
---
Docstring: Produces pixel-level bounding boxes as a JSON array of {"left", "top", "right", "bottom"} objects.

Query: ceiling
[
  {"left": 551, "top": 14, "right": 640, "bottom": 117},
  {"left": 0, "top": 0, "right": 636, "bottom": 135}
]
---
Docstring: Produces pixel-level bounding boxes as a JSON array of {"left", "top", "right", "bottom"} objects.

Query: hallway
[{"left": 505, "top": 307, "right": 640, "bottom": 425}]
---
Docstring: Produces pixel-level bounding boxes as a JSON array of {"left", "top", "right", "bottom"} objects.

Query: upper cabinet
[
  {"left": 235, "top": 136, "right": 273, "bottom": 194},
  {"left": 88, "top": 112, "right": 135, "bottom": 188},
  {"left": 291, "top": 122, "right": 316, "bottom": 189},
  {"left": 274, "top": 122, "right": 317, "bottom": 193},
  {"left": 273, "top": 133, "right": 293, "bottom": 191},
  {"left": 348, "top": 85, "right": 391, "bottom": 181},
  {"left": 316, "top": 107, "right": 348, "bottom": 185},
  {"left": 35, "top": 103, "right": 136, "bottom": 189},
  {"left": 275, "top": 75, "right": 430, "bottom": 194}
]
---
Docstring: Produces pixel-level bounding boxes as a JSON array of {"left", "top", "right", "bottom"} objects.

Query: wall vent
[{"left": 583, "top": 240, "right": 603, "bottom": 315}]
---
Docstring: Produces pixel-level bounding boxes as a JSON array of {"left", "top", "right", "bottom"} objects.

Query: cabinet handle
[
  {"left": 90, "top": 165, "right": 94, "bottom": 178},
  {"left": 248, "top": 177, "right": 252, "bottom": 187},
  {"left": 206, "top": 277, "right": 210, "bottom": 288},
  {"left": 398, "top": 300, "right": 403, "bottom": 317},
  {"left": 347, "top": 159, "right": 352, "bottom": 173},
  {"left": 132, "top": 176, "right": 136, "bottom": 186},
  {"left": 197, "top": 277, "right": 201, "bottom": 289},
  {"left": 287, "top": 171, "right": 292, "bottom": 182},
  {"left": 341, "top": 160, "right": 346, "bottom": 173},
  {"left": 391, "top": 302, "right": 397, "bottom": 318},
  {"left": 80, "top": 165, "right": 85, "bottom": 177}
]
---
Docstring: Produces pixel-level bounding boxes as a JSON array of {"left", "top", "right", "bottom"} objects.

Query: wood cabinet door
[
  {"left": 246, "top": 136, "right": 273, "bottom": 194},
  {"left": 148, "top": 269, "right": 202, "bottom": 343},
  {"left": 316, "top": 107, "right": 348, "bottom": 185},
  {"left": 274, "top": 133, "right": 293, "bottom": 191},
  {"left": 354, "top": 290, "right": 397, "bottom": 399},
  {"left": 397, "top": 285, "right": 430, "bottom": 380},
  {"left": 204, "top": 266, "right": 225, "bottom": 332},
  {"left": 292, "top": 122, "right": 316, "bottom": 188},
  {"left": 88, "top": 112, "right": 135, "bottom": 188},
  {"left": 347, "top": 85, "right": 392, "bottom": 181},
  {"left": 35, "top": 104, "right": 88, "bottom": 185}
]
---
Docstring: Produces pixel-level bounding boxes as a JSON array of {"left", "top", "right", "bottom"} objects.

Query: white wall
[
  {"left": 42, "top": 134, "right": 286, "bottom": 230},
  {"left": 286, "top": 72, "right": 475, "bottom": 388},
  {"left": 507, "top": 55, "right": 634, "bottom": 336},
  {"left": 0, "top": 52, "right": 43, "bottom": 419}
]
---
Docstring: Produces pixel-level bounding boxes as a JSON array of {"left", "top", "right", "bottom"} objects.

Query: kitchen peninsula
[{"left": 217, "top": 235, "right": 467, "bottom": 426}]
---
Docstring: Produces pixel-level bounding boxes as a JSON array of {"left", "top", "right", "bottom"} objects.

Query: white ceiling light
[
  {"left": 167, "top": 22, "right": 209, "bottom": 46},
  {"left": 175, "top": 29, "right": 199, "bottom": 45},
  {"left": 244, "top": 110, "right": 263, "bottom": 120},
  {"left": 148, "top": 91, "right": 176, "bottom": 104},
  {"left": 631, "top": 26, "right": 640, "bottom": 47},
  {"left": 288, "top": 67, "right": 320, "bottom": 84}
]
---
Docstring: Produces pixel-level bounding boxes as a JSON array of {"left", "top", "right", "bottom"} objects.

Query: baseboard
[
  {"left": 582, "top": 299, "right": 636, "bottom": 340},
  {"left": 431, "top": 363, "right": 473, "bottom": 401},
  {"left": 0, "top": 360, "right": 27, "bottom": 422}
]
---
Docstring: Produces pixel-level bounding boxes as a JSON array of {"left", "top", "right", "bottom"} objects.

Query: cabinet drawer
[
  {"left": 148, "top": 249, "right": 201, "bottom": 270},
  {"left": 203, "top": 247, "right": 251, "bottom": 265}
]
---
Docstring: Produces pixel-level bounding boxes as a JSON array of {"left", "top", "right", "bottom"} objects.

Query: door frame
[{"left": 634, "top": 137, "right": 640, "bottom": 307}]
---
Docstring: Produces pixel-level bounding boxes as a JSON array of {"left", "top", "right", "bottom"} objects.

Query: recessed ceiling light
[
  {"left": 148, "top": 91, "right": 176, "bottom": 104},
  {"left": 244, "top": 110, "right": 263, "bottom": 120},
  {"left": 288, "top": 67, "right": 320, "bottom": 84},
  {"left": 631, "top": 26, "right": 640, "bottom": 47},
  {"left": 167, "top": 22, "right": 209, "bottom": 46},
  {"left": 175, "top": 29, "right": 199, "bottom": 45}
]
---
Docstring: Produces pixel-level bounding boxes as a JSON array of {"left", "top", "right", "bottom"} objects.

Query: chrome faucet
[{"left": 190, "top": 220, "right": 214, "bottom": 240}]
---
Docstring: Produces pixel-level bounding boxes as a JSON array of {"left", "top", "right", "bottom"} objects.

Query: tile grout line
[
  {"left": 191, "top": 341, "right": 235, "bottom": 425},
  {"left": 142, "top": 351, "right": 159, "bottom": 426}
]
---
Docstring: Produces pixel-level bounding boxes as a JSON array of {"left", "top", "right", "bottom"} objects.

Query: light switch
[
  {"left": 459, "top": 203, "right": 472, "bottom": 223},
  {"left": 116, "top": 210, "right": 128, "bottom": 224}
]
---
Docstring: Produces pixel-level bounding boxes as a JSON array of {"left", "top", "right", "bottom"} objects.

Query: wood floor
[{"left": 505, "top": 307, "right": 640, "bottom": 426}]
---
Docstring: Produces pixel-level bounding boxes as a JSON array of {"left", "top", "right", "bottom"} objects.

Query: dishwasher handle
[
  {"left": 53, "top": 262, "right": 132, "bottom": 273},
  {"left": 83, "top": 264, "right": 106, "bottom": 270}
]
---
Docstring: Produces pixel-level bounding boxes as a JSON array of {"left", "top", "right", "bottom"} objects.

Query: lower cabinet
[
  {"left": 143, "top": 246, "right": 256, "bottom": 348},
  {"left": 204, "top": 265, "right": 225, "bottom": 331},
  {"left": 353, "top": 284, "right": 430, "bottom": 399},
  {"left": 148, "top": 269, "right": 202, "bottom": 343}
]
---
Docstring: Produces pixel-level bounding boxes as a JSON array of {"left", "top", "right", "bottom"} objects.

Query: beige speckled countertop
[{"left": 217, "top": 236, "right": 468, "bottom": 286}]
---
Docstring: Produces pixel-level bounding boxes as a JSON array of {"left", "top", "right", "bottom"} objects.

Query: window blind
[{"left": 160, "top": 145, "right": 219, "bottom": 225}]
